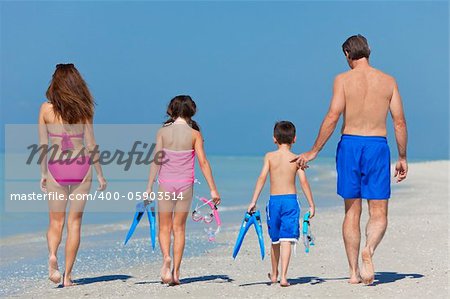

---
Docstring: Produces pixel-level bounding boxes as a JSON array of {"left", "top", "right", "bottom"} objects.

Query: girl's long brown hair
[
  {"left": 164, "top": 95, "right": 200, "bottom": 131},
  {"left": 46, "top": 64, "right": 95, "bottom": 124}
]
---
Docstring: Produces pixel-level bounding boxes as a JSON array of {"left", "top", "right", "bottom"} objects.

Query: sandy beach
[{"left": 3, "top": 161, "right": 449, "bottom": 298}]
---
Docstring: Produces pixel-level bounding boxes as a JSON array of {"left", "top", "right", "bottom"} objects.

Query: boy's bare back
[{"left": 267, "top": 149, "right": 299, "bottom": 195}]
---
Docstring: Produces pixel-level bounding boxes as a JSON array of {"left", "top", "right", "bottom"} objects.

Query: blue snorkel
[{"left": 302, "top": 212, "right": 315, "bottom": 253}]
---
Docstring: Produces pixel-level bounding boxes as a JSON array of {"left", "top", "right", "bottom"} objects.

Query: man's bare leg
[
  {"left": 361, "top": 199, "right": 388, "bottom": 285},
  {"left": 343, "top": 199, "right": 362, "bottom": 284}
]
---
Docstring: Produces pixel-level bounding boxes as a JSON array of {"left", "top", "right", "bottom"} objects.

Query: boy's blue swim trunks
[
  {"left": 336, "top": 134, "right": 391, "bottom": 200},
  {"left": 266, "top": 194, "right": 300, "bottom": 244}
]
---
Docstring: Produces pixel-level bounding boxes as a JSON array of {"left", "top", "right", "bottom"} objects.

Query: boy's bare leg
[
  {"left": 279, "top": 241, "right": 291, "bottom": 286},
  {"left": 361, "top": 199, "right": 388, "bottom": 285},
  {"left": 269, "top": 243, "right": 280, "bottom": 283},
  {"left": 343, "top": 198, "right": 362, "bottom": 284}
]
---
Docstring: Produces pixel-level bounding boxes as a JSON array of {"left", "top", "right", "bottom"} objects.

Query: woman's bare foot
[
  {"left": 160, "top": 256, "right": 172, "bottom": 284},
  {"left": 267, "top": 272, "right": 278, "bottom": 284},
  {"left": 348, "top": 273, "right": 362, "bottom": 284},
  {"left": 361, "top": 247, "right": 375, "bottom": 285},
  {"left": 48, "top": 255, "right": 61, "bottom": 284},
  {"left": 280, "top": 277, "right": 290, "bottom": 287},
  {"left": 170, "top": 269, "right": 180, "bottom": 286}
]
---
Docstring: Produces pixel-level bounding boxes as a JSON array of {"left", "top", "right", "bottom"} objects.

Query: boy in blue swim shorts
[{"left": 247, "top": 121, "right": 316, "bottom": 287}]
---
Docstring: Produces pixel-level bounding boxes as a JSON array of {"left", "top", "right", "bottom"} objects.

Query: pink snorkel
[{"left": 192, "top": 196, "right": 221, "bottom": 241}]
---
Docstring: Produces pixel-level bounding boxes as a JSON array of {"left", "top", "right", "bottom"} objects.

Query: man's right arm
[
  {"left": 292, "top": 74, "right": 345, "bottom": 169},
  {"left": 390, "top": 80, "right": 408, "bottom": 182}
]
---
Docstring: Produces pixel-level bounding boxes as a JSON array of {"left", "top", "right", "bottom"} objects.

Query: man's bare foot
[
  {"left": 280, "top": 278, "right": 290, "bottom": 287},
  {"left": 48, "top": 255, "right": 61, "bottom": 284},
  {"left": 267, "top": 272, "right": 278, "bottom": 284},
  {"left": 361, "top": 247, "right": 375, "bottom": 285},
  {"left": 160, "top": 256, "right": 172, "bottom": 284},
  {"left": 170, "top": 269, "right": 180, "bottom": 286},
  {"left": 63, "top": 274, "right": 76, "bottom": 287}
]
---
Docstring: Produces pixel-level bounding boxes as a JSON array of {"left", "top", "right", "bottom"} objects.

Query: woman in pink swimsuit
[
  {"left": 146, "top": 95, "right": 221, "bottom": 285},
  {"left": 39, "top": 64, "right": 107, "bottom": 287}
]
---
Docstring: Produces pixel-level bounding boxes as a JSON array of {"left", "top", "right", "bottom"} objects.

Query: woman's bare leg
[
  {"left": 62, "top": 171, "right": 91, "bottom": 286},
  {"left": 46, "top": 173, "right": 69, "bottom": 284}
]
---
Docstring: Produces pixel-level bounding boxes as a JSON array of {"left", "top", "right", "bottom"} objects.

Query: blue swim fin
[
  {"left": 232, "top": 212, "right": 253, "bottom": 259},
  {"left": 124, "top": 211, "right": 144, "bottom": 245},
  {"left": 146, "top": 202, "right": 156, "bottom": 251},
  {"left": 252, "top": 210, "right": 265, "bottom": 260}
]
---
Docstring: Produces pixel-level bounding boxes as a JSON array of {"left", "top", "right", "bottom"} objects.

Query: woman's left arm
[{"left": 84, "top": 120, "right": 107, "bottom": 191}]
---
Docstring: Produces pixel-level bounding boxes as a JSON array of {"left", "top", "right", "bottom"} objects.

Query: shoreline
[{"left": 1, "top": 160, "right": 449, "bottom": 298}]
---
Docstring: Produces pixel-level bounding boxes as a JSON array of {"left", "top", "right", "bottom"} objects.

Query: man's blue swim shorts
[{"left": 336, "top": 134, "right": 391, "bottom": 200}]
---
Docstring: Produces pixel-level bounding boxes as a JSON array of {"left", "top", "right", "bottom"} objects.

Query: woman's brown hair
[
  {"left": 46, "top": 64, "right": 95, "bottom": 124},
  {"left": 164, "top": 95, "right": 200, "bottom": 131}
]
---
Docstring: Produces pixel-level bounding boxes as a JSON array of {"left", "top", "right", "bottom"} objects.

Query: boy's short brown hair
[
  {"left": 274, "top": 121, "right": 296, "bottom": 144},
  {"left": 342, "top": 34, "right": 371, "bottom": 60}
]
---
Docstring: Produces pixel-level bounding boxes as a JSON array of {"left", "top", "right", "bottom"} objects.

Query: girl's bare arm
[{"left": 194, "top": 130, "right": 220, "bottom": 205}]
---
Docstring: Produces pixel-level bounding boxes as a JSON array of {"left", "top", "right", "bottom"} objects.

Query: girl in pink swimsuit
[
  {"left": 39, "top": 64, "right": 107, "bottom": 287},
  {"left": 146, "top": 95, "right": 221, "bottom": 285}
]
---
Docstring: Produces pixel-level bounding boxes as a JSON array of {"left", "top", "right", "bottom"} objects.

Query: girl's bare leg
[
  {"left": 171, "top": 188, "right": 193, "bottom": 285},
  {"left": 158, "top": 193, "right": 175, "bottom": 284}
]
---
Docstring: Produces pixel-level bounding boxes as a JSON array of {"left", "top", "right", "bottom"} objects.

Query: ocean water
[
  {"left": 0, "top": 154, "right": 346, "bottom": 296},
  {"left": 1, "top": 154, "right": 341, "bottom": 237}
]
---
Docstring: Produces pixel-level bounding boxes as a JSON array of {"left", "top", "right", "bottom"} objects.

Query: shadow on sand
[
  {"left": 64, "top": 274, "right": 132, "bottom": 286},
  {"left": 240, "top": 272, "right": 425, "bottom": 287},
  {"left": 135, "top": 274, "right": 233, "bottom": 286},
  {"left": 372, "top": 272, "right": 424, "bottom": 286},
  {"left": 239, "top": 276, "right": 347, "bottom": 287},
  {"left": 180, "top": 274, "right": 234, "bottom": 284},
  {"left": 134, "top": 280, "right": 162, "bottom": 285}
]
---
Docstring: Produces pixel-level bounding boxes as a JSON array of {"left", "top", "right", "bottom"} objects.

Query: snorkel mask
[
  {"left": 302, "top": 212, "right": 315, "bottom": 253},
  {"left": 192, "top": 196, "right": 222, "bottom": 241}
]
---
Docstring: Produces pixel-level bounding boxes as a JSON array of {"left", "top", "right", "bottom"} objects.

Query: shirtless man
[{"left": 291, "top": 35, "right": 408, "bottom": 285}]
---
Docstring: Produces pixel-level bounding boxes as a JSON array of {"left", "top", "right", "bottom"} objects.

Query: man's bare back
[{"left": 339, "top": 66, "right": 396, "bottom": 136}]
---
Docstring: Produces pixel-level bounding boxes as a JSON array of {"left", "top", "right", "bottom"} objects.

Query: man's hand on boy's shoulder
[{"left": 290, "top": 150, "right": 318, "bottom": 169}]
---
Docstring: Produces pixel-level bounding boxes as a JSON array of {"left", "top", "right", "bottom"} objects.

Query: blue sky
[{"left": 1, "top": 1, "right": 448, "bottom": 159}]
